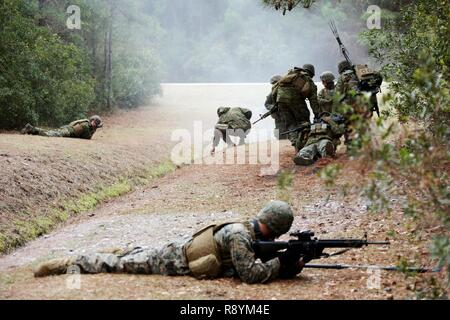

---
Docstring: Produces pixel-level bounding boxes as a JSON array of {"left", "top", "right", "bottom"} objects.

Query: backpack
[
  {"left": 354, "top": 64, "right": 383, "bottom": 92},
  {"left": 278, "top": 68, "right": 312, "bottom": 98}
]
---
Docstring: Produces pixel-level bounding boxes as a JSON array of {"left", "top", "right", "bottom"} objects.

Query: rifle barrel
[
  {"left": 304, "top": 264, "right": 438, "bottom": 273},
  {"left": 367, "top": 241, "right": 390, "bottom": 245}
]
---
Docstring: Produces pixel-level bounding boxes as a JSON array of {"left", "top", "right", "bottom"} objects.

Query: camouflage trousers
[
  {"left": 273, "top": 118, "right": 288, "bottom": 140},
  {"left": 73, "top": 242, "right": 190, "bottom": 276},
  {"left": 277, "top": 102, "right": 310, "bottom": 144},
  {"left": 213, "top": 128, "right": 247, "bottom": 147},
  {"left": 32, "top": 125, "right": 73, "bottom": 138},
  {"left": 294, "top": 139, "right": 335, "bottom": 166}
]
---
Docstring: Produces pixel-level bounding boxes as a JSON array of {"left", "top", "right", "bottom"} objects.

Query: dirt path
[
  {"left": 0, "top": 142, "right": 434, "bottom": 300},
  {"left": 0, "top": 84, "right": 437, "bottom": 300}
]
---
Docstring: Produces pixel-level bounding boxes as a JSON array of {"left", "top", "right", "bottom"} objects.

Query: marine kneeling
[{"left": 293, "top": 112, "right": 346, "bottom": 166}]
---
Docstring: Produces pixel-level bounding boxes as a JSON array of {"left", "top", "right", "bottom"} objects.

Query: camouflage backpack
[
  {"left": 69, "top": 119, "right": 90, "bottom": 136},
  {"left": 354, "top": 65, "right": 383, "bottom": 92},
  {"left": 277, "top": 68, "right": 313, "bottom": 98}
]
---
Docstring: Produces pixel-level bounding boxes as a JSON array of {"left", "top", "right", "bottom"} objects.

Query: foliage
[
  {"left": 356, "top": 0, "right": 449, "bottom": 284},
  {"left": 360, "top": 0, "right": 450, "bottom": 129},
  {"left": 0, "top": 0, "right": 94, "bottom": 128},
  {"left": 277, "top": 170, "right": 295, "bottom": 202},
  {"left": 273, "top": 0, "right": 449, "bottom": 290},
  {"left": 0, "top": 0, "right": 162, "bottom": 129}
]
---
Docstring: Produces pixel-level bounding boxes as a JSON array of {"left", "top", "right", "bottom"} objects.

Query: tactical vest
[
  {"left": 309, "top": 123, "right": 329, "bottom": 135},
  {"left": 185, "top": 221, "right": 248, "bottom": 279},
  {"left": 69, "top": 119, "right": 90, "bottom": 137}
]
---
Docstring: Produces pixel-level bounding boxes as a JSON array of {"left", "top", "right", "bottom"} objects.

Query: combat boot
[
  {"left": 322, "top": 141, "right": 336, "bottom": 158},
  {"left": 293, "top": 154, "right": 314, "bottom": 166},
  {"left": 21, "top": 123, "right": 34, "bottom": 134},
  {"left": 34, "top": 257, "right": 77, "bottom": 277}
]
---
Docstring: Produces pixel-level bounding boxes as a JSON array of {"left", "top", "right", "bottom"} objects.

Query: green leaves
[
  {"left": 0, "top": 0, "right": 164, "bottom": 128},
  {"left": 319, "top": 163, "right": 341, "bottom": 188},
  {"left": 0, "top": 0, "right": 94, "bottom": 128}
]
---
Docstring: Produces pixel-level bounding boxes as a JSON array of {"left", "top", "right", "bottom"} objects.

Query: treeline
[{"left": 0, "top": 0, "right": 162, "bottom": 129}]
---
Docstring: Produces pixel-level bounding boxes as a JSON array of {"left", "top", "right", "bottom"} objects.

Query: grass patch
[{"left": 0, "top": 160, "right": 177, "bottom": 254}]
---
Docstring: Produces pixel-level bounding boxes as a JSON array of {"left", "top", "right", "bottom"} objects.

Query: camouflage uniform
[
  {"left": 273, "top": 68, "right": 319, "bottom": 144},
  {"left": 336, "top": 70, "right": 359, "bottom": 102},
  {"left": 213, "top": 107, "right": 252, "bottom": 147},
  {"left": 294, "top": 114, "right": 346, "bottom": 166},
  {"left": 34, "top": 201, "right": 300, "bottom": 284},
  {"left": 22, "top": 118, "right": 100, "bottom": 140},
  {"left": 335, "top": 62, "right": 362, "bottom": 147},
  {"left": 318, "top": 71, "right": 336, "bottom": 114},
  {"left": 265, "top": 76, "right": 287, "bottom": 139},
  {"left": 318, "top": 87, "right": 336, "bottom": 114}
]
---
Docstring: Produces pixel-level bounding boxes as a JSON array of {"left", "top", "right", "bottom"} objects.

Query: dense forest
[{"left": 0, "top": 0, "right": 162, "bottom": 129}]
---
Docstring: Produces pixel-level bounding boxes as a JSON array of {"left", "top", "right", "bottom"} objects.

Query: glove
[
  {"left": 278, "top": 249, "right": 303, "bottom": 279},
  {"left": 301, "top": 253, "right": 313, "bottom": 264},
  {"left": 278, "top": 249, "right": 302, "bottom": 268}
]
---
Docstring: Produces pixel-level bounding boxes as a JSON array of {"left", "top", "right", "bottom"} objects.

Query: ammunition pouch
[
  {"left": 310, "top": 123, "right": 329, "bottom": 134},
  {"left": 72, "top": 124, "right": 85, "bottom": 137}
]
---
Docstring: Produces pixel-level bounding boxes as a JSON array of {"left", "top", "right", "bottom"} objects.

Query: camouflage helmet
[
  {"left": 217, "top": 107, "right": 230, "bottom": 117},
  {"left": 302, "top": 64, "right": 315, "bottom": 78},
  {"left": 256, "top": 201, "right": 294, "bottom": 237},
  {"left": 270, "top": 75, "right": 282, "bottom": 85},
  {"left": 338, "top": 60, "right": 352, "bottom": 74},
  {"left": 89, "top": 115, "right": 103, "bottom": 128},
  {"left": 320, "top": 71, "right": 335, "bottom": 83}
]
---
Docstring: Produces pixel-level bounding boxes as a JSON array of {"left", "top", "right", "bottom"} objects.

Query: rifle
[
  {"left": 253, "top": 105, "right": 279, "bottom": 125},
  {"left": 329, "top": 20, "right": 382, "bottom": 117},
  {"left": 252, "top": 230, "right": 390, "bottom": 264},
  {"left": 304, "top": 264, "right": 440, "bottom": 273},
  {"left": 280, "top": 122, "right": 311, "bottom": 136}
]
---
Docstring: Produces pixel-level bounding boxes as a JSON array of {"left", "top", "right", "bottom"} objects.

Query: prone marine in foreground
[{"left": 34, "top": 201, "right": 305, "bottom": 284}]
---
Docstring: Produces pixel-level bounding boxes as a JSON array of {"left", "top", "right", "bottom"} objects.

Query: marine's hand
[
  {"left": 278, "top": 249, "right": 304, "bottom": 279},
  {"left": 301, "top": 254, "right": 313, "bottom": 264},
  {"left": 278, "top": 248, "right": 302, "bottom": 266}
]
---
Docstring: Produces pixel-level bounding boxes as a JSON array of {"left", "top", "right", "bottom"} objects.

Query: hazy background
[
  {"left": 0, "top": 0, "right": 373, "bottom": 128},
  {"left": 142, "top": 0, "right": 370, "bottom": 83}
]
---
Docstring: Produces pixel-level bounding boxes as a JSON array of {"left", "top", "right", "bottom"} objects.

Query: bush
[{"left": 0, "top": 0, "right": 94, "bottom": 129}]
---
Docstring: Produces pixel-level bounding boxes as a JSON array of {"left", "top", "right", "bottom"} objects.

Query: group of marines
[{"left": 214, "top": 59, "right": 380, "bottom": 165}]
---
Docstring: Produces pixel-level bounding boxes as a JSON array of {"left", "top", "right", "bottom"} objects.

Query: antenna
[{"left": 329, "top": 20, "right": 353, "bottom": 66}]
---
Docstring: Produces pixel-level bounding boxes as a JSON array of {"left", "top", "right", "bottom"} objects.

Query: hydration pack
[{"left": 278, "top": 68, "right": 312, "bottom": 98}]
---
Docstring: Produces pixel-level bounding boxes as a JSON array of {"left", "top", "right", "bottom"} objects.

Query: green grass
[{"left": 0, "top": 160, "right": 178, "bottom": 254}]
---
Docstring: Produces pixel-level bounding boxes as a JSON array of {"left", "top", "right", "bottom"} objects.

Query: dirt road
[{"left": 0, "top": 84, "right": 437, "bottom": 299}]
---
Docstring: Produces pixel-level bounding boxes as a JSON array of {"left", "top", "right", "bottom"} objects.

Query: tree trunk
[{"left": 106, "top": 1, "right": 114, "bottom": 109}]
